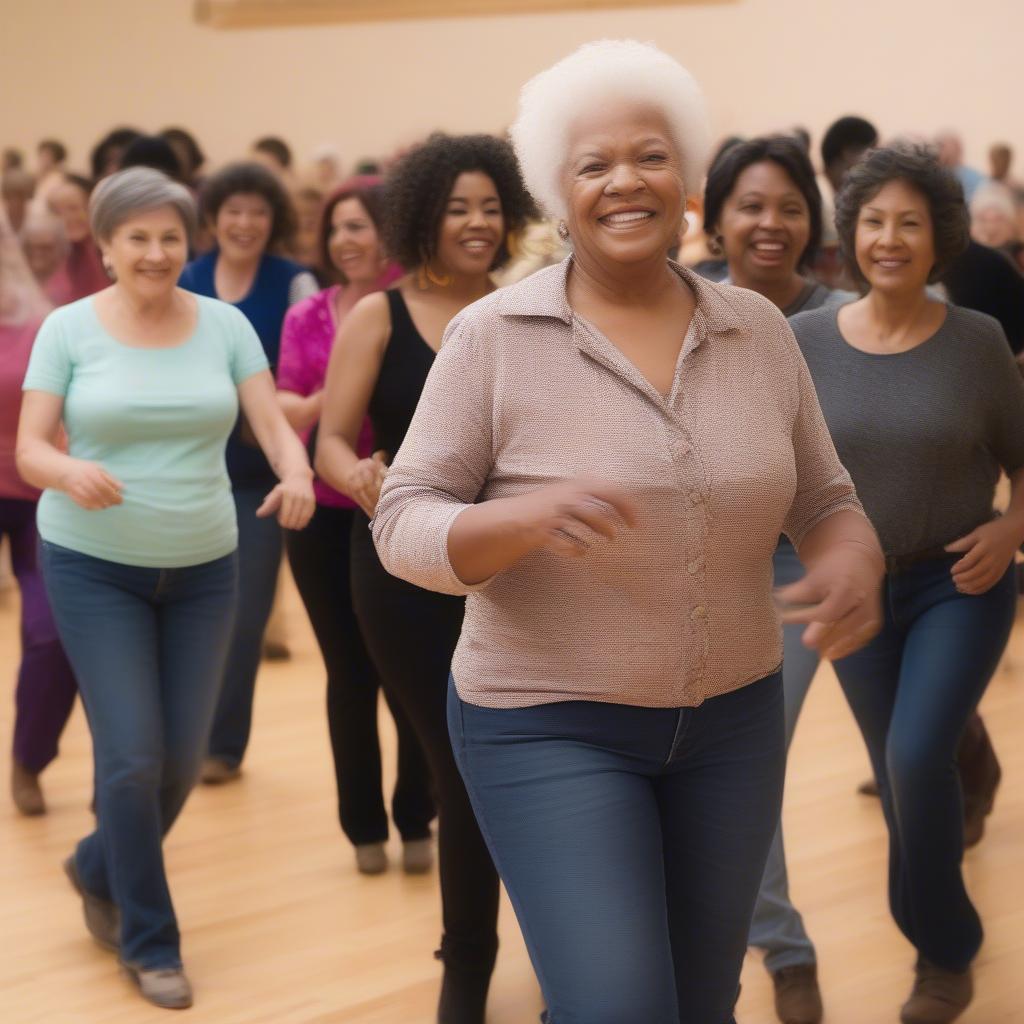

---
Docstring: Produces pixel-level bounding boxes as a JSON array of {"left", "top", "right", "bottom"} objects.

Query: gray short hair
[
  {"left": 511, "top": 40, "right": 711, "bottom": 220},
  {"left": 89, "top": 167, "right": 197, "bottom": 244}
]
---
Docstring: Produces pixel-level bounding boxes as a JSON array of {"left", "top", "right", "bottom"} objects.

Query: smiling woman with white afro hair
[{"left": 510, "top": 39, "right": 712, "bottom": 220}]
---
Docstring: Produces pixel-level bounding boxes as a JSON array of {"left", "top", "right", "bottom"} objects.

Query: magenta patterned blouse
[{"left": 277, "top": 284, "right": 377, "bottom": 509}]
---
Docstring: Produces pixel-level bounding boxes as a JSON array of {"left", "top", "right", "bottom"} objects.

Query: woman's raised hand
[
  {"left": 343, "top": 450, "right": 390, "bottom": 518},
  {"left": 257, "top": 470, "right": 316, "bottom": 530},
  {"left": 58, "top": 459, "right": 124, "bottom": 511},
  {"left": 774, "top": 540, "right": 884, "bottom": 661},
  {"left": 510, "top": 477, "right": 638, "bottom": 557}
]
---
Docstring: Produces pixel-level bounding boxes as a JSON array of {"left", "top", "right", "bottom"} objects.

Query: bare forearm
[
  {"left": 797, "top": 509, "right": 883, "bottom": 570},
  {"left": 447, "top": 498, "right": 538, "bottom": 585},
  {"left": 314, "top": 433, "right": 360, "bottom": 495},
  {"left": 15, "top": 439, "right": 76, "bottom": 493},
  {"left": 263, "top": 424, "right": 312, "bottom": 482},
  {"left": 277, "top": 390, "right": 323, "bottom": 432}
]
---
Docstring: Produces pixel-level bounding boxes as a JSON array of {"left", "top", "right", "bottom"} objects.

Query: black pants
[
  {"left": 350, "top": 512, "right": 500, "bottom": 970},
  {"left": 286, "top": 505, "right": 434, "bottom": 845}
]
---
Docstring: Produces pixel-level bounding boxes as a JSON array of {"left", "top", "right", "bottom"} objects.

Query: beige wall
[{"left": 1, "top": 0, "right": 1018, "bottom": 180}]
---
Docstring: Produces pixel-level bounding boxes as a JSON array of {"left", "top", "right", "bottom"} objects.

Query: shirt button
[
  {"left": 691, "top": 605, "right": 707, "bottom": 621},
  {"left": 688, "top": 489, "right": 702, "bottom": 507},
  {"left": 687, "top": 558, "right": 704, "bottom": 575}
]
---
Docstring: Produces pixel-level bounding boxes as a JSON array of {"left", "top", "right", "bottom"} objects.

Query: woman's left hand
[
  {"left": 257, "top": 471, "right": 316, "bottom": 530},
  {"left": 946, "top": 517, "right": 1023, "bottom": 595},
  {"left": 774, "top": 541, "right": 884, "bottom": 661}
]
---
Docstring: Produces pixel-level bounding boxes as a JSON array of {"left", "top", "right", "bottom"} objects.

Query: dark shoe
[
  {"left": 262, "top": 640, "right": 291, "bottom": 662},
  {"left": 122, "top": 962, "right": 194, "bottom": 1010},
  {"left": 200, "top": 757, "right": 241, "bottom": 785},
  {"left": 900, "top": 959, "right": 972, "bottom": 1023},
  {"left": 402, "top": 837, "right": 434, "bottom": 875},
  {"left": 355, "top": 842, "right": 388, "bottom": 875},
  {"left": 772, "top": 963, "right": 823, "bottom": 1024},
  {"left": 435, "top": 938, "right": 497, "bottom": 1024},
  {"left": 857, "top": 777, "right": 880, "bottom": 797},
  {"left": 63, "top": 855, "right": 120, "bottom": 952},
  {"left": 11, "top": 758, "right": 45, "bottom": 816},
  {"left": 958, "top": 713, "right": 1000, "bottom": 848}
]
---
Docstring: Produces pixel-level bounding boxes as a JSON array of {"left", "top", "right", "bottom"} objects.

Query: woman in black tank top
[{"left": 316, "top": 134, "right": 536, "bottom": 1024}]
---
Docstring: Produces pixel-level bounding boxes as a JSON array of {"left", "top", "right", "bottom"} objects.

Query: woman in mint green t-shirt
[{"left": 16, "top": 168, "right": 314, "bottom": 1010}]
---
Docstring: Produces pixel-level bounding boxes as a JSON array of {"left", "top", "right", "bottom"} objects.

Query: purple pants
[{"left": 2, "top": 498, "right": 78, "bottom": 773}]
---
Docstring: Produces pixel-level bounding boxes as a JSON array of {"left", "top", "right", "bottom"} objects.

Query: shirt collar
[{"left": 496, "top": 255, "right": 747, "bottom": 337}]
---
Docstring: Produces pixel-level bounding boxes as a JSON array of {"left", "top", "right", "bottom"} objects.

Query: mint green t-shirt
[{"left": 23, "top": 294, "right": 269, "bottom": 567}]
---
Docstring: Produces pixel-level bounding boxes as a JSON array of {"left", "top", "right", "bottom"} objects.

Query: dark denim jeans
[
  {"left": 832, "top": 556, "right": 1016, "bottom": 972},
  {"left": 40, "top": 541, "right": 238, "bottom": 969},
  {"left": 448, "top": 672, "right": 786, "bottom": 1024},
  {"left": 207, "top": 485, "right": 282, "bottom": 767}
]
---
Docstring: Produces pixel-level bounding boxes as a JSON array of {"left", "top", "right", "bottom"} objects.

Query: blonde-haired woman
[{"left": 373, "top": 41, "right": 883, "bottom": 1023}]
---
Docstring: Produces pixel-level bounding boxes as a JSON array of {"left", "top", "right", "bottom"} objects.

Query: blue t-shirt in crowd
[{"left": 179, "top": 251, "right": 310, "bottom": 486}]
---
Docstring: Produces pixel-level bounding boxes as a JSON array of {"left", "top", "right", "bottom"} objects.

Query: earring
[
  {"left": 557, "top": 220, "right": 570, "bottom": 241},
  {"left": 102, "top": 257, "right": 115, "bottom": 279},
  {"left": 417, "top": 263, "right": 452, "bottom": 290},
  {"left": 707, "top": 235, "right": 724, "bottom": 257}
]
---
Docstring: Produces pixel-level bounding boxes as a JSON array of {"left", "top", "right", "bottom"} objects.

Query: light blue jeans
[{"left": 747, "top": 539, "right": 820, "bottom": 972}]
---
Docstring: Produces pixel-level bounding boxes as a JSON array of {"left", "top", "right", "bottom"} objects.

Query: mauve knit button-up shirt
[{"left": 372, "top": 258, "right": 864, "bottom": 709}]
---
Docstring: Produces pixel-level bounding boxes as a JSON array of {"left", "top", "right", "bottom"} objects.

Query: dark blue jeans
[
  {"left": 207, "top": 485, "right": 282, "bottom": 766},
  {"left": 832, "top": 556, "right": 1016, "bottom": 972},
  {"left": 40, "top": 541, "right": 238, "bottom": 969},
  {"left": 448, "top": 672, "right": 786, "bottom": 1024}
]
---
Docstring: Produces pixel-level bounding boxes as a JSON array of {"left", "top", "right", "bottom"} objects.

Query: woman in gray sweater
[{"left": 790, "top": 144, "right": 1024, "bottom": 1024}]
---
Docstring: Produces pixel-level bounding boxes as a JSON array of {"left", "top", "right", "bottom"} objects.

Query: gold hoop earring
[{"left": 417, "top": 263, "right": 452, "bottom": 290}]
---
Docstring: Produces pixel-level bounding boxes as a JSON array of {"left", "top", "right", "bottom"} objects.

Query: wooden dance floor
[{"left": 2, "top": 568, "right": 1021, "bottom": 1022}]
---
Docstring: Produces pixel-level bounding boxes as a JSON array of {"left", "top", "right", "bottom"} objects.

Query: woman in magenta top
[
  {"left": 276, "top": 179, "right": 434, "bottom": 875},
  {"left": 0, "top": 208, "right": 77, "bottom": 817}
]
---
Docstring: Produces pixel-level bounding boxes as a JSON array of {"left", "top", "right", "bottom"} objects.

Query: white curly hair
[{"left": 510, "top": 39, "right": 712, "bottom": 220}]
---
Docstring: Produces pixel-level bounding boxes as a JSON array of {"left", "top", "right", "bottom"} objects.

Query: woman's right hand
[
  {"left": 58, "top": 459, "right": 124, "bottom": 510},
  {"left": 344, "top": 450, "right": 390, "bottom": 517},
  {"left": 509, "top": 478, "right": 638, "bottom": 556}
]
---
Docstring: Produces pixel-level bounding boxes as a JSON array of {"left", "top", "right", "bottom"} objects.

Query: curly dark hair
[
  {"left": 383, "top": 133, "right": 536, "bottom": 271},
  {"left": 702, "top": 135, "right": 823, "bottom": 271},
  {"left": 835, "top": 143, "right": 969, "bottom": 288},
  {"left": 199, "top": 161, "right": 297, "bottom": 253},
  {"left": 318, "top": 176, "right": 387, "bottom": 283}
]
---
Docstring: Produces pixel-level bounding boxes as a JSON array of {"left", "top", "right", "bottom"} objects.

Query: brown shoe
[
  {"left": 63, "top": 855, "right": 120, "bottom": 952},
  {"left": 857, "top": 777, "right": 880, "bottom": 798},
  {"left": 11, "top": 758, "right": 45, "bottom": 816},
  {"left": 199, "top": 757, "right": 241, "bottom": 785},
  {"left": 122, "top": 962, "right": 194, "bottom": 1010},
  {"left": 900, "top": 960, "right": 972, "bottom": 1024},
  {"left": 772, "top": 963, "right": 823, "bottom": 1024},
  {"left": 958, "top": 712, "right": 1000, "bottom": 848}
]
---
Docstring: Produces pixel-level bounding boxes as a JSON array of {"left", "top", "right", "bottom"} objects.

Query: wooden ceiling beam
[{"left": 194, "top": 0, "right": 729, "bottom": 30}]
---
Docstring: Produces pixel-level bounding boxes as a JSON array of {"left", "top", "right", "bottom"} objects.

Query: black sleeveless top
[{"left": 368, "top": 289, "right": 439, "bottom": 459}]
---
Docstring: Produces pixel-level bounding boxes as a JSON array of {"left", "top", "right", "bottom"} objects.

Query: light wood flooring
[{"left": 1, "top": 569, "right": 1022, "bottom": 1023}]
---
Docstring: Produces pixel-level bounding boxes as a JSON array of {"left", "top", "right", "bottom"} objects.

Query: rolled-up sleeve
[
  {"left": 372, "top": 312, "right": 496, "bottom": 595},
  {"left": 783, "top": 345, "right": 865, "bottom": 548}
]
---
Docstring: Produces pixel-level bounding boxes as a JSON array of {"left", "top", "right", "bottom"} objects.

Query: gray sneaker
[
  {"left": 355, "top": 842, "right": 388, "bottom": 875},
  {"left": 63, "top": 855, "right": 120, "bottom": 952},
  {"left": 122, "top": 963, "right": 194, "bottom": 1010},
  {"left": 402, "top": 838, "right": 434, "bottom": 875}
]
